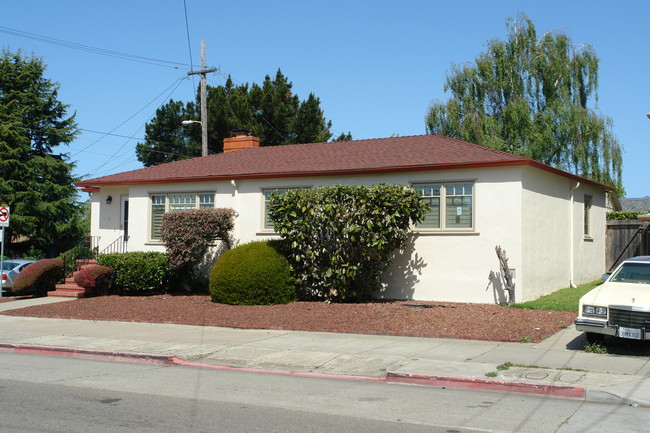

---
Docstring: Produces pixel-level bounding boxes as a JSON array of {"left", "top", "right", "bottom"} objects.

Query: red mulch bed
[{"left": 0, "top": 294, "right": 576, "bottom": 343}]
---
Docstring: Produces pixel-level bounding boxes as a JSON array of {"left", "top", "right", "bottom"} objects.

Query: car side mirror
[{"left": 601, "top": 273, "right": 610, "bottom": 281}]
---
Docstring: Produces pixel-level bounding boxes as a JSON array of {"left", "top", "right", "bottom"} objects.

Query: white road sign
[{"left": 0, "top": 206, "right": 10, "bottom": 227}]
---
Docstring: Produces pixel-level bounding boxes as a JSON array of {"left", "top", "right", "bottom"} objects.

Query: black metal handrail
[{"left": 60, "top": 236, "right": 100, "bottom": 274}]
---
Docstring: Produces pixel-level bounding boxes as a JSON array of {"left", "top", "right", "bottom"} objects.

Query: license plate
[{"left": 618, "top": 327, "right": 642, "bottom": 340}]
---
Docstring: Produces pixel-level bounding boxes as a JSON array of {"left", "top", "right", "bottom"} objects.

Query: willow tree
[{"left": 426, "top": 14, "right": 623, "bottom": 194}]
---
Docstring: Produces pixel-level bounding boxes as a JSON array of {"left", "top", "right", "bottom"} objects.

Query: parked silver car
[
  {"left": 1, "top": 259, "right": 35, "bottom": 294},
  {"left": 575, "top": 256, "right": 650, "bottom": 344}
]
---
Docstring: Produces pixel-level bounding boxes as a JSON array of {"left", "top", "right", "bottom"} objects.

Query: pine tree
[
  {"left": 136, "top": 69, "right": 337, "bottom": 165},
  {"left": 291, "top": 93, "right": 333, "bottom": 144},
  {"left": 0, "top": 50, "right": 84, "bottom": 256},
  {"left": 135, "top": 100, "right": 199, "bottom": 167}
]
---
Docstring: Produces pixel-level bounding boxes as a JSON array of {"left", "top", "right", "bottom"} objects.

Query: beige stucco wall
[
  {"left": 379, "top": 167, "right": 524, "bottom": 303},
  {"left": 231, "top": 170, "right": 522, "bottom": 303},
  {"left": 89, "top": 186, "right": 129, "bottom": 253},
  {"left": 128, "top": 181, "right": 237, "bottom": 253},
  {"left": 86, "top": 164, "right": 607, "bottom": 304},
  {"left": 572, "top": 183, "right": 607, "bottom": 284},
  {"left": 520, "top": 166, "right": 607, "bottom": 301}
]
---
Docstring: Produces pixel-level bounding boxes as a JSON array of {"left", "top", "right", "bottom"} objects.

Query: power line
[
  {"left": 0, "top": 121, "right": 197, "bottom": 162},
  {"left": 87, "top": 77, "right": 189, "bottom": 176},
  {"left": 183, "top": 0, "right": 198, "bottom": 93},
  {"left": 70, "top": 76, "right": 187, "bottom": 158},
  {"left": 0, "top": 25, "right": 209, "bottom": 70},
  {"left": 183, "top": 0, "right": 195, "bottom": 74},
  {"left": 1, "top": 107, "right": 203, "bottom": 172}
]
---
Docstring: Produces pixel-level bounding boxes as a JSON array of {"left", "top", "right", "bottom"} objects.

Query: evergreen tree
[
  {"left": 135, "top": 100, "right": 199, "bottom": 167},
  {"left": 0, "top": 50, "right": 84, "bottom": 256},
  {"left": 333, "top": 132, "right": 353, "bottom": 142},
  {"left": 136, "top": 69, "right": 338, "bottom": 165},
  {"left": 425, "top": 13, "right": 623, "bottom": 194},
  {"left": 204, "top": 77, "right": 253, "bottom": 154},
  {"left": 291, "top": 93, "right": 333, "bottom": 144}
]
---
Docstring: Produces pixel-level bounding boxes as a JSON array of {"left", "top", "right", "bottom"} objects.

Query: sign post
[{"left": 0, "top": 206, "right": 10, "bottom": 299}]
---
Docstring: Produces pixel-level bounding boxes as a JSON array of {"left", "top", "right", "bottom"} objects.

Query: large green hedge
[
  {"left": 268, "top": 184, "right": 428, "bottom": 302},
  {"left": 210, "top": 241, "right": 296, "bottom": 305},
  {"left": 97, "top": 252, "right": 170, "bottom": 293}
]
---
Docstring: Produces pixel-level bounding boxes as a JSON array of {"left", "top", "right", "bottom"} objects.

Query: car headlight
[{"left": 583, "top": 305, "right": 608, "bottom": 318}]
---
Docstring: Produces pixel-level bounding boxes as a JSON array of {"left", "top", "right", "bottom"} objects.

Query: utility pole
[{"left": 187, "top": 40, "right": 218, "bottom": 157}]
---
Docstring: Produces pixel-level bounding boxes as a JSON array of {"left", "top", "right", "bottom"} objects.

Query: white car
[
  {"left": 575, "top": 256, "right": 650, "bottom": 344},
  {"left": 1, "top": 259, "right": 35, "bottom": 294}
]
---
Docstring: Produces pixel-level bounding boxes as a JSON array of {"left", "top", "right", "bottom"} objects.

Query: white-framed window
[
  {"left": 584, "top": 195, "right": 592, "bottom": 238},
  {"left": 150, "top": 192, "right": 215, "bottom": 240},
  {"left": 262, "top": 187, "right": 306, "bottom": 230},
  {"left": 413, "top": 184, "right": 441, "bottom": 228},
  {"left": 412, "top": 182, "right": 474, "bottom": 230}
]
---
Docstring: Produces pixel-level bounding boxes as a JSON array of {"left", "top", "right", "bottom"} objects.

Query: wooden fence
[{"left": 606, "top": 220, "right": 650, "bottom": 271}]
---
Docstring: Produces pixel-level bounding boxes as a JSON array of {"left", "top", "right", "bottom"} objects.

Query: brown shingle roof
[{"left": 74, "top": 134, "right": 611, "bottom": 190}]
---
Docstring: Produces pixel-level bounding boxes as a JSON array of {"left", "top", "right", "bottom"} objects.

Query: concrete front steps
[{"left": 48, "top": 259, "right": 97, "bottom": 299}]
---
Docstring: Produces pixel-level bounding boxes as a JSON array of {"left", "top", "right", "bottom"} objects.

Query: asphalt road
[{"left": 0, "top": 352, "right": 648, "bottom": 432}]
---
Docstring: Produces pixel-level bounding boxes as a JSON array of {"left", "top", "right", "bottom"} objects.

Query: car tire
[{"left": 585, "top": 332, "right": 605, "bottom": 345}]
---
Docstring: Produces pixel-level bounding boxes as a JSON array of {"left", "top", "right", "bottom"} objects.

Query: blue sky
[{"left": 2, "top": 1, "right": 649, "bottom": 197}]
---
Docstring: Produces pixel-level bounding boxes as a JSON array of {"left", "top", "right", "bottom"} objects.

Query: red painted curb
[
  {"left": 169, "top": 357, "right": 384, "bottom": 382},
  {"left": 0, "top": 343, "right": 177, "bottom": 365},
  {"left": 385, "top": 371, "right": 586, "bottom": 399},
  {"left": 0, "top": 343, "right": 382, "bottom": 382},
  {"left": 0, "top": 343, "right": 586, "bottom": 400}
]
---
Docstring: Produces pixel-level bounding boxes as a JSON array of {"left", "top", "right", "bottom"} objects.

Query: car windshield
[
  {"left": 610, "top": 262, "right": 650, "bottom": 284},
  {"left": 1, "top": 261, "right": 19, "bottom": 271}
]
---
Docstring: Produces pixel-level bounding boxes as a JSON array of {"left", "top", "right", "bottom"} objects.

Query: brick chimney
[{"left": 223, "top": 129, "right": 260, "bottom": 153}]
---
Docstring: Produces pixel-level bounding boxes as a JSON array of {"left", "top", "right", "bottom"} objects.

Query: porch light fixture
[{"left": 106, "top": 195, "right": 112, "bottom": 204}]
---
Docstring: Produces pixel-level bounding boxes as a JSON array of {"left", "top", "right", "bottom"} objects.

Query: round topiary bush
[
  {"left": 74, "top": 265, "right": 116, "bottom": 296},
  {"left": 210, "top": 241, "right": 296, "bottom": 305}
]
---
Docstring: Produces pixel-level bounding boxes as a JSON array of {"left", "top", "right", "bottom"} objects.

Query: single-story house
[{"left": 75, "top": 133, "right": 611, "bottom": 303}]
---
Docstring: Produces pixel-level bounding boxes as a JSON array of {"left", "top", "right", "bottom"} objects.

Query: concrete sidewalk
[{"left": 1, "top": 297, "right": 649, "bottom": 405}]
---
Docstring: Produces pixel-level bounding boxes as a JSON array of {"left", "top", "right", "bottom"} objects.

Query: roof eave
[
  {"left": 74, "top": 159, "right": 614, "bottom": 192},
  {"left": 74, "top": 160, "right": 531, "bottom": 189},
  {"left": 526, "top": 160, "right": 616, "bottom": 192}
]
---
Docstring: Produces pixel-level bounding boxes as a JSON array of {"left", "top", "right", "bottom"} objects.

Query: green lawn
[{"left": 512, "top": 280, "right": 604, "bottom": 312}]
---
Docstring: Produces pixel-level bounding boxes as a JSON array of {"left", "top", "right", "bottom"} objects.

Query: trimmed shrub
[
  {"left": 97, "top": 252, "right": 171, "bottom": 293},
  {"left": 210, "top": 241, "right": 297, "bottom": 305},
  {"left": 73, "top": 265, "right": 115, "bottom": 296},
  {"left": 12, "top": 259, "right": 65, "bottom": 297}
]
